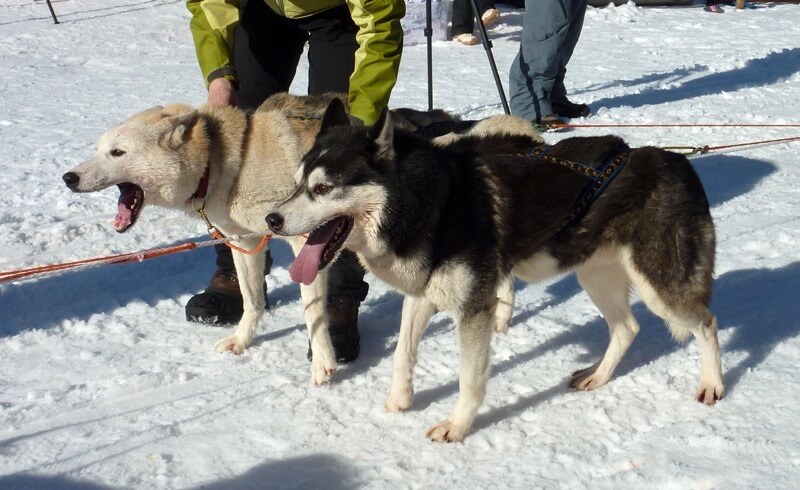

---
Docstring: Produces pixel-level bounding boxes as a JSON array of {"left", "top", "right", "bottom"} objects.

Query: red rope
[
  {"left": 0, "top": 231, "right": 276, "bottom": 285},
  {"left": 705, "top": 135, "right": 800, "bottom": 152},
  {"left": 555, "top": 122, "right": 800, "bottom": 129},
  {"left": 0, "top": 242, "right": 199, "bottom": 284},
  {"left": 549, "top": 121, "right": 800, "bottom": 155}
]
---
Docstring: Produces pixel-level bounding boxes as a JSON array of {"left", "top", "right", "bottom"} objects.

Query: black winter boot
[
  {"left": 185, "top": 268, "right": 244, "bottom": 325},
  {"left": 307, "top": 295, "right": 361, "bottom": 363},
  {"left": 552, "top": 98, "right": 591, "bottom": 119},
  {"left": 185, "top": 267, "right": 269, "bottom": 325}
]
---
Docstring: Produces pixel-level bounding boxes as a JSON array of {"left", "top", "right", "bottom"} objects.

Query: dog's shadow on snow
[
  {"left": 192, "top": 454, "right": 360, "bottom": 490},
  {"left": 0, "top": 454, "right": 359, "bottom": 490},
  {"left": 691, "top": 153, "right": 777, "bottom": 209},
  {"left": 0, "top": 239, "right": 211, "bottom": 338},
  {"left": 0, "top": 473, "right": 112, "bottom": 489},
  {"left": 0, "top": 238, "right": 299, "bottom": 339}
]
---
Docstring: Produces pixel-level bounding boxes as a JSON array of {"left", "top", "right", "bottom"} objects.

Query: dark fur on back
[
  {"left": 255, "top": 92, "right": 464, "bottom": 136},
  {"left": 256, "top": 92, "right": 347, "bottom": 116}
]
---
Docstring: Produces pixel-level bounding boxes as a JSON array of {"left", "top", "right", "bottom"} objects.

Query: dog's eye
[
  {"left": 110, "top": 149, "right": 126, "bottom": 157},
  {"left": 313, "top": 183, "right": 332, "bottom": 195}
]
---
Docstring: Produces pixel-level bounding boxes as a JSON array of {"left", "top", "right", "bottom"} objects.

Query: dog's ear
[
  {"left": 163, "top": 109, "right": 198, "bottom": 149},
  {"left": 367, "top": 106, "right": 395, "bottom": 163},
  {"left": 320, "top": 98, "right": 350, "bottom": 133}
]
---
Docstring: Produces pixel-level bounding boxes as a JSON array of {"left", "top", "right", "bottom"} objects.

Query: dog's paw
[
  {"left": 214, "top": 334, "right": 250, "bottom": 355},
  {"left": 310, "top": 358, "right": 336, "bottom": 386},
  {"left": 309, "top": 343, "right": 337, "bottom": 386},
  {"left": 494, "top": 319, "right": 511, "bottom": 334},
  {"left": 695, "top": 382, "right": 725, "bottom": 405},
  {"left": 426, "top": 419, "right": 469, "bottom": 443},
  {"left": 569, "top": 363, "right": 609, "bottom": 391},
  {"left": 385, "top": 386, "right": 414, "bottom": 412}
]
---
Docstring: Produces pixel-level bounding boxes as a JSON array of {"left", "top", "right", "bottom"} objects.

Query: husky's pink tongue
[
  {"left": 289, "top": 219, "right": 341, "bottom": 285},
  {"left": 114, "top": 203, "right": 133, "bottom": 232}
]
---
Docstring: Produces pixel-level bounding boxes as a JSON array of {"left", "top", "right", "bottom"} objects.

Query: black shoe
[
  {"left": 552, "top": 98, "right": 591, "bottom": 119},
  {"left": 185, "top": 267, "right": 268, "bottom": 325},
  {"left": 307, "top": 295, "right": 361, "bottom": 363}
]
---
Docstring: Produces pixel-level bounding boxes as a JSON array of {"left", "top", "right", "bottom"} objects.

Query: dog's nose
[
  {"left": 62, "top": 172, "right": 80, "bottom": 190},
  {"left": 266, "top": 213, "right": 284, "bottom": 232}
]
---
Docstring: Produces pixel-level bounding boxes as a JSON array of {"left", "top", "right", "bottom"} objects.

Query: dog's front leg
[
  {"left": 214, "top": 246, "right": 266, "bottom": 355},
  {"left": 287, "top": 236, "right": 337, "bottom": 385},
  {"left": 300, "top": 275, "right": 337, "bottom": 385},
  {"left": 426, "top": 307, "right": 494, "bottom": 442},
  {"left": 385, "top": 295, "right": 436, "bottom": 412}
]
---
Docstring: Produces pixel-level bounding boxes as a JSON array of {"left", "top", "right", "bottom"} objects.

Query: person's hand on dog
[{"left": 208, "top": 77, "right": 239, "bottom": 107}]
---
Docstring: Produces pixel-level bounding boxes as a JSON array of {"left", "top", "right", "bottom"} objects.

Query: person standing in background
[
  {"left": 508, "top": 0, "right": 590, "bottom": 125},
  {"left": 451, "top": 0, "right": 501, "bottom": 46}
]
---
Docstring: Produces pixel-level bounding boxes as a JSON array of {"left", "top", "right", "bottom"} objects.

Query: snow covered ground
[{"left": 1, "top": 0, "right": 800, "bottom": 487}]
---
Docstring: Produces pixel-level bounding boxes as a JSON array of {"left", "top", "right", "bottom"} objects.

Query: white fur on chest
[{"left": 361, "top": 251, "right": 474, "bottom": 313}]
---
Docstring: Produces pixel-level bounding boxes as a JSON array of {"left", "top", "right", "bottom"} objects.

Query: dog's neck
[
  {"left": 188, "top": 162, "right": 211, "bottom": 201},
  {"left": 189, "top": 108, "right": 248, "bottom": 207}
]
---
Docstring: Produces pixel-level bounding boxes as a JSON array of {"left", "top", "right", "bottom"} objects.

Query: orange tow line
[{"left": 0, "top": 232, "right": 269, "bottom": 285}]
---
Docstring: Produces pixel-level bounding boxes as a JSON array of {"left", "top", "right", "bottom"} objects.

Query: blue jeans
[{"left": 508, "top": 0, "right": 587, "bottom": 121}]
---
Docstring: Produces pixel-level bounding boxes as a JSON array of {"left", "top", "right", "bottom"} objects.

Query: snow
[{"left": 2, "top": 0, "right": 800, "bottom": 487}]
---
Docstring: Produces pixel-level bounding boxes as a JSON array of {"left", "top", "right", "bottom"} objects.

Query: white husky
[{"left": 63, "top": 94, "right": 346, "bottom": 385}]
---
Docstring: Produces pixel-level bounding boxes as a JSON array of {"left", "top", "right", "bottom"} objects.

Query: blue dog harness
[{"left": 527, "top": 144, "right": 632, "bottom": 231}]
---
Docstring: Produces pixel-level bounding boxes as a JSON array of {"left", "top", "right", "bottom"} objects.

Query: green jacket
[{"left": 187, "top": 0, "right": 404, "bottom": 125}]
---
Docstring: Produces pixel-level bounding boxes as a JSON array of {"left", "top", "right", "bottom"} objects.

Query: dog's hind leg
[
  {"left": 287, "top": 236, "right": 337, "bottom": 385},
  {"left": 572, "top": 260, "right": 640, "bottom": 391},
  {"left": 494, "top": 275, "right": 515, "bottom": 334},
  {"left": 426, "top": 308, "right": 494, "bottom": 442},
  {"left": 214, "top": 247, "right": 267, "bottom": 355},
  {"left": 385, "top": 295, "right": 436, "bottom": 412},
  {"left": 671, "top": 312, "right": 724, "bottom": 404},
  {"left": 621, "top": 249, "right": 724, "bottom": 405}
]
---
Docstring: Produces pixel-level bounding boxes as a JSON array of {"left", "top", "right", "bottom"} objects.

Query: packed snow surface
[{"left": 1, "top": 0, "right": 799, "bottom": 488}]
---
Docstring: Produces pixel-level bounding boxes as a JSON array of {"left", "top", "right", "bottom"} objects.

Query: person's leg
[
  {"left": 186, "top": 0, "right": 305, "bottom": 324},
  {"left": 451, "top": 0, "right": 475, "bottom": 37},
  {"left": 551, "top": 0, "right": 590, "bottom": 118},
  {"left": 235, "top": 0, "right": 307, "bottom": 109},
  {"left": 300, "top": 5, "right": 369, "bottom": 362},
  {"left": 508, "top": 0, "right": 573, "bottom": 122},
  {"left": 303, "top": 5, "right": 358, "bottom": 95}
]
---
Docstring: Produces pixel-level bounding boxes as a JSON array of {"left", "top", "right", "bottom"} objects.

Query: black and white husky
[{"left": 267, "top": 99, "right": 724, "bottom": 442}]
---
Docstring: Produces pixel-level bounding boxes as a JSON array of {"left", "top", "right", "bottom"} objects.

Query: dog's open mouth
[
  {"left": 289, "top": 215, "right": 354, "bottom": 285},
  {"left": 114, "top": 183, "right": 144, "bottom": 233}
]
